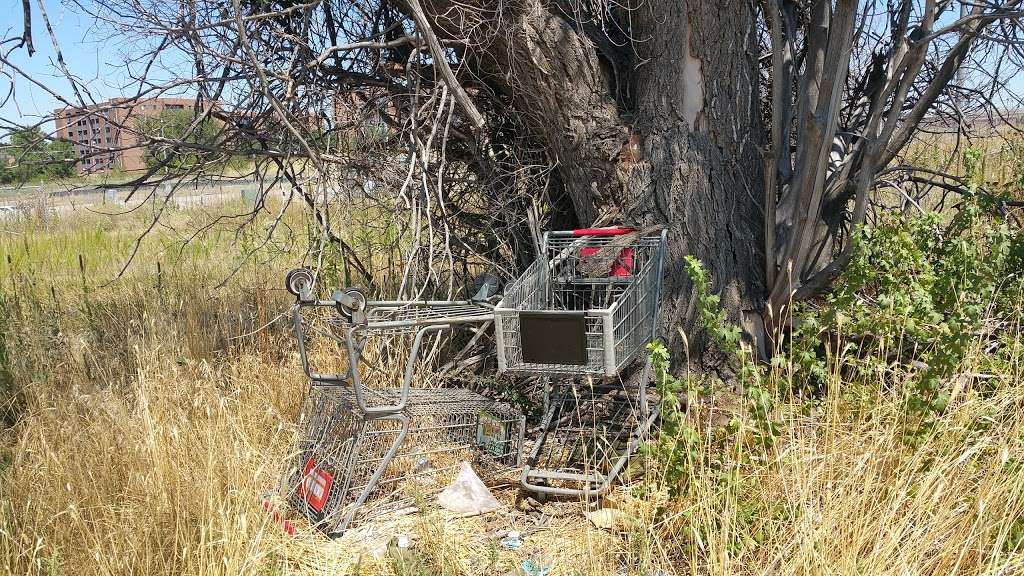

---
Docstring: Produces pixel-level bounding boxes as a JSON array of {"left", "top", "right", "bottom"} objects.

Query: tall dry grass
[
  {"left": 631, "top": 368, "right": 1024, "bottom": 575},
  {"left": 1, "top": 203, "right": 1023, "bottom": 575}
]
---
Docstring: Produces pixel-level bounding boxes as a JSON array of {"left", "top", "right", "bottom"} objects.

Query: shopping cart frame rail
[{"left": 291, "top": 294, "right": 496, "bottom": 414}]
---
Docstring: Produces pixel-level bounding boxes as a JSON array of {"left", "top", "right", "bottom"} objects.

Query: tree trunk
[
  {"left": 622, "top": 3, "right": 767, "bottom": 364},
  {"left": 414, "top": 0, "right": 768, "bottom": 367}
]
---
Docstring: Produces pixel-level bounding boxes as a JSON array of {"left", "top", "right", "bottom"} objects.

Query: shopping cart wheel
[
  {"left": 285, "top": 268, "right": 315, "bottom": 299},
  {"left": 333, "top": 287, "right": 367, "bottom": 320}
]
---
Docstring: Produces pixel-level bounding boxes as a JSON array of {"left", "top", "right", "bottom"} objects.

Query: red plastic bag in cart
[{"left": 575, "top": 227, "right": 635, "bottom": 277}]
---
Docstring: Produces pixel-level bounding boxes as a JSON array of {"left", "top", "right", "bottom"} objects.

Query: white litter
[{"left": 437, "top": 462, "right": 500, "bottom": 516}]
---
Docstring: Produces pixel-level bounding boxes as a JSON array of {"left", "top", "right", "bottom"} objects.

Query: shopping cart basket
[
  {"left": 494, "top": 227, "right": 667, "bottom": 378},
  {"left": 287, "top": 385, "right": 524, "bottom": 535},
  {"left": 281, "top": 269, "right": 524, "bottom": 533},
  {"left": 494, "top": 227, "right": 667, "bottom": 497}
]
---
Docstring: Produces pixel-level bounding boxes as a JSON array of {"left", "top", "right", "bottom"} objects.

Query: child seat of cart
[{"left": 571, "top": 227, "right": 636, "bottom": 280}]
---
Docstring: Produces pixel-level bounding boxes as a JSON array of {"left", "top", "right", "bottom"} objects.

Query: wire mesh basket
[
  {"left": 287, "top": 385, "right": 524, "bottom": 534},
  {"left": 495, "top": 228, "right": 667, "bottom": 377}
]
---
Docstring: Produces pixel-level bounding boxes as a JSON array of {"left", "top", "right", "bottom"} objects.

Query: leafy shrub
[
  {"left": 647, "top": 147, "right": 1024, "bottom": 489},
  {"left": 643, "top": 256, "right": 779, "bottom": 496},
  {"left": 790, "top": 189, "right": 1024, "bottom": 437}
]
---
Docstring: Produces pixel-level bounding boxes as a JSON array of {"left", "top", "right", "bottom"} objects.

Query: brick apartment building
[{"left": 54, "top": 97, "right": 194, "bottom": 174}]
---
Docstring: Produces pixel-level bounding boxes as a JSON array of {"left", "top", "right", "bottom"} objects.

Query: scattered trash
[
  {"left": 412, "top": 457, "right": 433, "bottom": 475},
  {"left": 438, "top": 462, "right": 500, "bottom": 516},
  {"left": 517, "top": 496, "right": 542, "bottom": 512},
  {"left": 368, "top": 542, "right": 389, "bottom": 560},
  {"left": 389, "top": 535, "right": 421, "bottom": 571},
  {"left": 521, "top": 558, "right": 552, "bottom": 576},
  {"left": 500, "top": 530, "right": 523, "bottom": 550},
  {"left": 584, "top": 507, "right": 630, "bottom": 531}
]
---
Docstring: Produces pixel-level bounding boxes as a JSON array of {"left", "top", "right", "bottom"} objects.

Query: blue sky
[
  {"left": 0, "top": 0, "right": 135, "bottom": 130},
  {"left": 2, "top": 2, "right": 1023, "bottom": 134}
]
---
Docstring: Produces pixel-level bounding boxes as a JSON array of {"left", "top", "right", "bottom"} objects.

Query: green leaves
[
  {"left": 683, "top": 256, "right": 743, "bottom": 355},
  {"left": 643, "top": 340, "right": 697, "bottom": 496},
  {"left": 0, "top": 128, "right": 76, "bottom": 183},
  {"left": 137, "top": 109, "right": 220, "bottom": 172},
  {"left": 644, "top": 256, "right": 785, "bottom": 497},
  {"left": 792, "top": 148, "right": 1024, "bottom": 440},
  {"left": 683, "top": 257, "right": 778, "bottom": 446}
]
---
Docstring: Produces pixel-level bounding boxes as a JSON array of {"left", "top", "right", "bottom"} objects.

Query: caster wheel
[
  {"left": 285, "top": 268, "right": 315, "bottom": 299},
  {"left": 332, "top": 287, "right": 367, "bottom": 320}
]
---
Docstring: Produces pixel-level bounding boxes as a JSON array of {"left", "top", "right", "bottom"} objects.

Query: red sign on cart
[{"left": 299, "top": 458, "right": 333, "bottom": 512}]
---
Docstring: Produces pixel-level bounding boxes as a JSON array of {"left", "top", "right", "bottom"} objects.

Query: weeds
[
  {"left": 3, "top": 190, "right": 1024, "bottom": 575},
  {"left": 639, "top": 184, "right": 1024, "bottom": 572}
]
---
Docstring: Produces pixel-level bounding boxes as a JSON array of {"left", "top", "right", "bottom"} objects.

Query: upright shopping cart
[
  {"left": 282, "top": 270, "right": 525, "bottom": 535},
  {"left": 494, "top": 227, "right": 667, "bottom": 496}
]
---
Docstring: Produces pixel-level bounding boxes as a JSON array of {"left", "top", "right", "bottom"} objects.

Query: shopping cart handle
[{"left": 571, "top": 227, "right": 635, "bottom": 236}]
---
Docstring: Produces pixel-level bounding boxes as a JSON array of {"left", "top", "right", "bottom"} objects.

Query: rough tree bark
[
  {"left": 413, "top": 1, "right": 767, "bottom": 365},
  {"left": 625, "top": 3, "right": 767, "bottom": 363}
]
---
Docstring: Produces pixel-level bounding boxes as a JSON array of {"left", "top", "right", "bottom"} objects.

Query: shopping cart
[
  {"left": 288, "top": 385, "right": 524, "bottom": 535},
  {"left": 494, "top": 227, "right": 667, "bottom": 378},
  {"left": 493, "top": 227, "right": 668, "bottom": 496},
  {"left": 282, "top": 269, "right": 524, "bottom": 534}
]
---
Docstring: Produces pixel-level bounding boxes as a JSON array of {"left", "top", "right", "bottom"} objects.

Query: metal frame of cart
[
  {"left": 283, "top": 271, "right": 524, "bottom": 534},
  {"left": 494, "top": 227, "right": 668, "bottom": 497},
  {"left": 292, "top": 294, "right": 497, "bottom": 414}
]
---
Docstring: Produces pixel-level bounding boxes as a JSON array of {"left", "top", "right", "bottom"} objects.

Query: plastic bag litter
[
  {"left": 521, "top": 559, "right": 552, "bottom": 576},
  {"left": 585, "top": 507, "right": 631, "bottom": 530},
  {"left": 437, "top": 462, "right": 500, "bottom": 515}
]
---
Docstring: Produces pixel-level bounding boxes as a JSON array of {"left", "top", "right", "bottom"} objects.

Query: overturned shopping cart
[{"left": 283, "top": 271, "right": 524, "bottom": 535}]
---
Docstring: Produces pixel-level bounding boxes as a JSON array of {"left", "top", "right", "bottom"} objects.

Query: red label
[
  {"left": 299, "top": 458, "right": 333, "bottom": 513},
  {"left": 261, "top": 499, "right": 297, "bottom": 535},
  {"left": 579, "top": 246, "right": 634, "bottom": 277}
]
